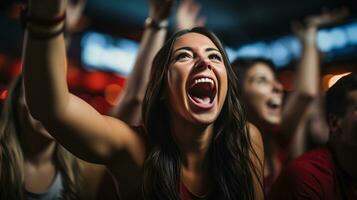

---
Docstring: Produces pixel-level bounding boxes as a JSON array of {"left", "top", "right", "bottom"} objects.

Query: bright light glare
[
  {"left": 81, "top": 21, "right": 357, "bottom": 72},
  {"left": 328, "top": 72, "right": 352, "bottom": 88},
  {"left": 81, "top": 32, "right": 138, "bottom": 75}
]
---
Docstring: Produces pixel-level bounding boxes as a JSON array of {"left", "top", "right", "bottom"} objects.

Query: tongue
[
  {"left": 189, "top": 82, "right": 212, "bottom": 104},
  {"left": 192, "top": 96, "right": 211, "bottom": 104}
]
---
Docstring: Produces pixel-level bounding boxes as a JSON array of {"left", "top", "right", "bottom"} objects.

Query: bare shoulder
[
  {"left": 247, "top": 123, "right": 263, "bottom": 149},
  {"left": 247, "top": 123, "right": 265, "bottom": 199},
  {"left": 246, "top": 122, "right": 264, "bottom": 163}
]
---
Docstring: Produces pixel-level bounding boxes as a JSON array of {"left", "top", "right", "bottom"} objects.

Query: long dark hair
[
  {"left": 0, "top": 75, "right": 82, "bottom": 200},
  {"left": 142, "top": 27, "right": 262, "bottom": 200}
]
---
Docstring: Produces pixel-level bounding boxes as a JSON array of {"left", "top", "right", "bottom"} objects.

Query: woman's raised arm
[
  {"left": 281, "top": 8, "right": 349, "bottom": 156},
  {"left": 22, "top": 0, "right": 146, "bottom": 166},
  {"left": 110, "top": 0, "right": 173, "bottom": 126}
]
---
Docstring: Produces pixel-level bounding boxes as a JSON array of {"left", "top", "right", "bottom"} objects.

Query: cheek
[
  {"left": 245, "top": 84, "right": 266, "bottom": 101},
  {"left": 346, "top": 113, "right": 357, "bottom": 138},
  {"left": 166, "top": 67, "right": 188, "bottom": 110},
  {"left": 167, "top": 66, "right": 185, "bottom": 90},
  {"left": 220, "top": 71, "right": 228, "bottom": 95},
  {"left": 243, "top": 86, "right": 267, "bottom": 112}
]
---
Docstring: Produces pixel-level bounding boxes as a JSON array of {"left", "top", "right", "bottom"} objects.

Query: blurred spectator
[{"left": 269, "top": 73, "right": 357, "bottom": 200}]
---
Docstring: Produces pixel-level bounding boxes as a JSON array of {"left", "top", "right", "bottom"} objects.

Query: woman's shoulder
[
  {"left": 247, "top": 123, "right": 263, "bottom": 145},
  {"left": 247, "top": 122, "right": 264, "bottom": 168}
]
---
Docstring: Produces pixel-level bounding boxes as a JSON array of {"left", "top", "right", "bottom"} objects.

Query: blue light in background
[
  {"left": 235, "top": 42, "right": 270, "bottom": 59},
  {"left": 270, "top": 41, "right": 290, "bottom": 67},
  {"left": 225, "top": 47, "right": 236, "bottom": 62},
  {"left": 81, "top": 21, "right": 357, "bottom": 74},
  {"left": 317, "top": 30, "right": 333, "bottom": 52},
  {"left": 330, "top": 28, "right": 347, "bottom": 48},
  {"left": 81, "top": 32, "right": 138, "bottom": 75},
  {"left": 345, "top": 22, "right": 357, "bottom": 45}
]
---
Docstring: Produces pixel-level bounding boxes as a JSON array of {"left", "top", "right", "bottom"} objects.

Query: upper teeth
[
  {"left": 193, "top": 78, "right": 214, "bottom": 86},
  {"left": 269, "top": 98, "right": 282, "bottom": 106}
]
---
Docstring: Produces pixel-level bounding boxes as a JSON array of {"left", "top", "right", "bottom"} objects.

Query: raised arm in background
[
  {"left": 282, "top": 8, "right": 349, "bottom": 157},
  {"left": 66, "top": 0, "right": 86, "bottom": 31},
  {"left": 110, "top": 0, "right": 173, "bottom": 126},
  {"left": 175, "top": 0, "right": 206, "bottom": 31}
]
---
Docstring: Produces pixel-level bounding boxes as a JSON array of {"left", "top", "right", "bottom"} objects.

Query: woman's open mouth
[
  {"left": 266, "top": 97, "right": 282, "bottom": 115},
  {"left": 187, "top": 77, "right": 217, "bottom": 110}
]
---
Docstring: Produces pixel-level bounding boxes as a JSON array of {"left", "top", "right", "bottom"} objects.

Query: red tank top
[{"left": 180, "top": 182, "right": 208, "bottom": 200}]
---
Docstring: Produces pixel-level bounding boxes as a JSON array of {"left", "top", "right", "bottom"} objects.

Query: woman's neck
[
  {"left": 170, "top": 116, "right": 213, "bottom": 171},
  {"left": 22, "top": 138, "right": 56, "bottom": 166},
  {"left": 170, "top": 115, "right": 213, "bottom": 197}
]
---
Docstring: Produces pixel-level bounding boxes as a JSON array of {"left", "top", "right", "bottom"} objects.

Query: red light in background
[
  {"left": 0, "top": 90, "right": 8, "bottom": 101},
  {"left": 0, "top": 54, "right": 8, "bottom": 70},
  {"left": 67, "top": 67, "right": 82, "bottom": 89},
  {"left": 278, "top": 70, "right": 295, "bottom": 92},
  {"left": 83, "top": 71, "right": 109, "bottom": 92},
  {"left": 8, "top": 59, "right": 22, "bottom": 78},
  {"left": 104, "top": 84, "right": 122, "bottom": 106}
]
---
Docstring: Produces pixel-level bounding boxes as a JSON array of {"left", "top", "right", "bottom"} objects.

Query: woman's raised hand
[
  {"left": 149, "top": 0, "right": 174, "bottom": 22},
  {"left": 28, "top": 0, "right": 67, "bottom": 19},
  {"left": 292, "top": 7, "right": 349, "bottom": 40},
  {"left": 176, "top": 0, "right": 206, "bottom": 30}
]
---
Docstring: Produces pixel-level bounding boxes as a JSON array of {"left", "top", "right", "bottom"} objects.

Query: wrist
[
  {"left": 302, "top": 28, "right": 317, "bottom": 44},
  {"left": 21, "top": 7, "right": 66, "bottom": 39},
  {"left": 144, "top": 17, "right": 168, "bottom": 30},
  {"left": 27, "top": 21, "right": 65, "bottom": 39}
]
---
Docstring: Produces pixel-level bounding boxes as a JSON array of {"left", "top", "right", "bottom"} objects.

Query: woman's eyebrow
[
  {"left": 172, "top": 47, "right": 221, "bottom": 56},
  {"left": 206, "top": 47, "right": 220, "bottom": 53},
  {"left": 172, "top": 47, "right": 192, "bottom": 54}
]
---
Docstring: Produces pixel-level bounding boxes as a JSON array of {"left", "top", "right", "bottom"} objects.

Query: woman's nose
[
  {"left": 196, "top": 57, "right": 212, "bottom": 70},
  {"left": 273, "top": 80, "right": 283, "bottom": 94}
]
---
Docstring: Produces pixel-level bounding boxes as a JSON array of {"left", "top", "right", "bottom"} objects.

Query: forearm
[
  {"left": 111, "top": 26, "right": 167, "bottom": 125},
  {"left": 22, "top": 20, "right": 111, "bottom": 164},
  {"left": 281, "top": 27, "right": 319, "bottom": 139},
  {"left": 288, "top": 118, "right": 307, "bottom": 158},
  {"left": 295, "top": 27, "right": 319, "bottom": 99},
  {"left": 23, "top": 29, "right": 69, "bottom": 121}
]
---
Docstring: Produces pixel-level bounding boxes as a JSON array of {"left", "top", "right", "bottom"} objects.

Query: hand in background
[
  {"left": 28, "top": 0, "right": 67, "bottom": 19},
  {"left": 66, "top": 0, "right": 87, "bottom": 32},
  {"left": 292, "top": 7, "right": 350, "bottom": 40},
  {"left": 176, "top": 0, "right": 206, "bottom": 31},
  {"left": 149, "top": 0, "right": 174, "bottom": 22}
]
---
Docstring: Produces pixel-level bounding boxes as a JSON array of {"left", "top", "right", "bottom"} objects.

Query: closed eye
[{"left": 254, "top": 76, "right": 269, "bottom": 84}]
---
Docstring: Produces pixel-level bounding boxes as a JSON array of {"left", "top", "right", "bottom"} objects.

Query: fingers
[
  {"left": 149, "top": 0, "right": 174, "bottom": 21},
  {"left": 196, "top": 16, "right": 206, "bottom": 27},
  {"left": 28, "top": 0, "right": 67, "bottom": 18},
  {"left": 159, "top": 0, "right": 174, "bottom": 19},
  {"left": 307, "top": 7, "right": 350, "bottom": 28},
  {"left": 176, "top": 0, "right": 205, "bottom": 30}
]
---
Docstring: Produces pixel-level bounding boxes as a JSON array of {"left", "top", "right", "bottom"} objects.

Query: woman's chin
[
  {"left": 264, "top": 117, "right": 281, "bottom": 130},
  {"left": 189, "top": 111, "right": 218, "bottom": 126}
]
